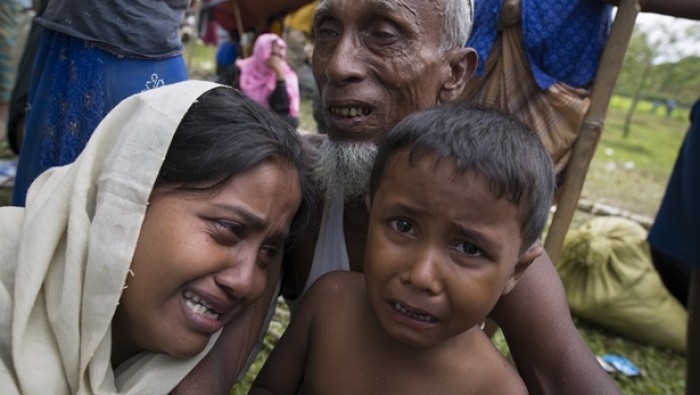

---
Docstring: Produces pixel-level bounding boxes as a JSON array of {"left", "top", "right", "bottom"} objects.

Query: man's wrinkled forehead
[{"left": 315, "top": 0, "right": 438, "bottom": 25}]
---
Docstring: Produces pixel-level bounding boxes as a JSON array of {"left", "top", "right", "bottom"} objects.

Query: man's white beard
[{"left": 313, "top": 139, "right": 378, "bottom": 204}]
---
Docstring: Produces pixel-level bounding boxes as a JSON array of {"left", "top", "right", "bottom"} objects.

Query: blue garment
[
  {"left": 467, "top": 0, "right": 612, "bottom": 90},
  {"left": 11, "top": 30, "right": 187, "bottom": 206},
  {"left": 37, "top": 0, "right": 188, "bottom": 58},
  {"left": 216, "top": 41, "right": 239, "bottom": 68},
  {"left": 647, "top": 98, "right": 700, "bottom": 268}
]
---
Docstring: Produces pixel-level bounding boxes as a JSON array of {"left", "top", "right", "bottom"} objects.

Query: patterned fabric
[
  {"left": 467, "top": 0, "right": 611, "bottom": 90},
  {"left": 11, "top": 29, "right": 187, "bottom": 206},
  {"left": 36, "top": 0, "right": 188, "bottom": 59},
  {"left": 462, "top": 20, "right": 590, "bottom": 178},
  {"left": 0, "top": 1, "right": 23, "bottom": 102}
]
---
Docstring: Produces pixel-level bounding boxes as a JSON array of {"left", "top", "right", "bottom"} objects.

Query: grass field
[{"left": 0, "top": 42, "right": 691, "bottom": 394}]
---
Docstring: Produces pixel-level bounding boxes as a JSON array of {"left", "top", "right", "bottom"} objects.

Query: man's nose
[{"left": 324, "top": 34, "right": 365, "bottom": 84}]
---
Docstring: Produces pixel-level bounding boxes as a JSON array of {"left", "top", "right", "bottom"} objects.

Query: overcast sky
[{"left": 633, "top": 12, "right": 700, "bottom": 61}]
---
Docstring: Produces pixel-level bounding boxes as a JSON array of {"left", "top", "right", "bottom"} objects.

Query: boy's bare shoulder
[
  {"left": 452, "top": 335, "right": 528, "bottom": 395},
  {"left": 308, "top": 270, "right": 363, "bottom": 292},
  {"left": 300, "top": 271, "right": 365, "bottom": 312}
]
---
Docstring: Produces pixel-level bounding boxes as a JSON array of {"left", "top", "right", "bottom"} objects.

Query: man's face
[{"left": 312, "top": 0, "right": 464, "bottom": 143}]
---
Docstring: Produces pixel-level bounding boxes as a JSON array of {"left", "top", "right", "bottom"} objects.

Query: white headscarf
[{"left": 0, "top": 80, "right": 232, "bottom": 394}]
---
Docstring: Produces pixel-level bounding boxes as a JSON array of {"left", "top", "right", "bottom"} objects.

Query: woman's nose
[{"left": 213, "top": 249, "right": 267, "bottom": 302}]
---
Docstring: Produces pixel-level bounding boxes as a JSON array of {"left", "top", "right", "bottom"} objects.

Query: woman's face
[
  {"left": 270, "top": 40, "right": 282, "bottom": 59},
  {"left": 112, "top": 161, "right": 301, "bottom": 363}
]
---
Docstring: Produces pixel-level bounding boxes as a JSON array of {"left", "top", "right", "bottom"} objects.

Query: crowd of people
[{"left": 1, "top": 0, "right": 699, "bottom": 394}]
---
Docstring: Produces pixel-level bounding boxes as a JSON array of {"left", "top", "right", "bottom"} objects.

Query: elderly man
[{"left": 174, "top": 1, "right": 620, "bottom": 394}]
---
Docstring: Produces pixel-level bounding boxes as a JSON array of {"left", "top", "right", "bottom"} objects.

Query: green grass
[{"left": 575, "top": 96, "right": 688, "bottom": 222}]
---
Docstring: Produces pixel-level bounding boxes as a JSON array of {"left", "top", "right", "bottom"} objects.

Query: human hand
[{"left": 267, "top": 41, "right": 286, "bottom": 80}]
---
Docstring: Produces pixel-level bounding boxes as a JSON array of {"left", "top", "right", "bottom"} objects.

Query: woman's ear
[
  {"left": 502, "top": 242, "right": 544, "bottom": 296},
  {"left": 438, "top": 47, "right": 477, "bottom": 104}
]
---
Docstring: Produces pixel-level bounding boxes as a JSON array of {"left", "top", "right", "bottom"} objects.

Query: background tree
[{"left": 614, "top": 18, "right": 700, "bottom": 137}]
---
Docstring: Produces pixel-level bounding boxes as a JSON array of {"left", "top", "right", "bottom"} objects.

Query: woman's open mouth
[{"left": 183, "top": 290, "right": 221, "bottom": 321}]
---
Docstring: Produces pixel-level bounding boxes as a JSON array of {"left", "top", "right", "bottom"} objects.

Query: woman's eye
[
  {"left": 258, "top": 245, "right": 281, "bottom": 268},
  {"left": 213, "top": 221, "right": 243, "bottom": 244},
  {"left": 455, "top": 242, "right": 482, "bottom": 257},
  {"left": 390, "top": 219, "right": 415, "bottom": 235}
]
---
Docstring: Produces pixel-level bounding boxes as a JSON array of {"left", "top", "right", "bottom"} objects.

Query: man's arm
[{"left": 490, "top": 248, "right": 620, "bottom": 395}]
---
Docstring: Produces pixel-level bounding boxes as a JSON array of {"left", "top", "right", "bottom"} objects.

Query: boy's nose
[{"left": 402, "top": 247, "right": 443, "bottom": 295}]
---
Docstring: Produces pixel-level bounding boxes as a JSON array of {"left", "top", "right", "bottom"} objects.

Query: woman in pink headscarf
[{"left": 236, "top": 33, "right": 300, "bottom": 127}]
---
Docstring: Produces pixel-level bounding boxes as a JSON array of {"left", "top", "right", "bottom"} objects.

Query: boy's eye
[
  {"left": 454, "top": 241, "right": 482, "bottom": 257},
  {"left": 390, "top": 219, "right": 415, "bottom": 235}
]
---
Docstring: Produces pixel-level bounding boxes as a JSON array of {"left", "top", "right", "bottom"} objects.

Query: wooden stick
[
  {"left": 544, "top": 0, "right": 641, "bottom": 263},
  {"left": 232, "top": 0, "right": 248, "bottom": 57}
]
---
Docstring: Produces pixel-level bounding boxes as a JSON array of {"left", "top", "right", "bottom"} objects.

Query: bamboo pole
[
  {"left": 232, "top": 0, "right": 248, "bottom": 58},
  {"left": 185, "top": 0, "right": 203, "bottom": 71},
  {"left": 543, "top": 0, "right": 641, "bottom": 263}
]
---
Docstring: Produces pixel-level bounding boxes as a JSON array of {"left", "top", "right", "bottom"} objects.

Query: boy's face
[
  {"left": 112, "top": 162, "right": 301, "bottom": 361},
  {"left": 364, "top": 150, "right": 541, "bottom": 348}
]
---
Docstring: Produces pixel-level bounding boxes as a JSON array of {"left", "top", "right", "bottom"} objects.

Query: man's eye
[
  {"left": 371, "top": 29, "right": 398, "bottom": 42},
  {"left": 390, "top": 219, "right": 414, "bottom": 234},
  {"left": 314, "top": 20, "right": 339, "bottom": 40},
  {"left": 316, "top": 27, "right": 337, "bottom": 39}
]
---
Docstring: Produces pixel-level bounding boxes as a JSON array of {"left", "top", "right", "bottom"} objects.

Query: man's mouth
[
  {"left": 329, "top": 106, "right": 370, "bottom": 117},
  {"left": 393, "top": 302, "right": 437, "bottom": 323},
  {"left": 183, "top": 290, "right": 221, "bottom": 321}
]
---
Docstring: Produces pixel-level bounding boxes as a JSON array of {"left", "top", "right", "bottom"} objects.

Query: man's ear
[
  {"left": 502, "top": 242, "right": 544, "bottom": 296},
  {"left": 438, "top": 47, "right": 477, "bottom": 104},
  {"left": 364, "top": 193, "right": 371, "bottom": 213}
]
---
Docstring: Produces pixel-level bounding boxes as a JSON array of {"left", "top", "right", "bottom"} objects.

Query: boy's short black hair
[{"left": 369, "top": 103, "right": 555, "bottom": 250}]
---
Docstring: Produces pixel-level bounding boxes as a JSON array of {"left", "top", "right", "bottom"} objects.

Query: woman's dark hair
[
  {"left": 369, "top": 103, "right": 555, "bottom": 251},
  {"left": 156, "top": 86, "right": 314, "bottom": 242}
]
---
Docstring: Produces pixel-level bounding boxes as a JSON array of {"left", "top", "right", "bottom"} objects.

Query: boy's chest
[{"left": 302, "top": 313, "right": 474, "bottom": 395}]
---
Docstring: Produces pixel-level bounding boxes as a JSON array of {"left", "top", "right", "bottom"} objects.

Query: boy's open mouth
[{"left": 393, "top": 302, "right": 437, "bottom": 323}]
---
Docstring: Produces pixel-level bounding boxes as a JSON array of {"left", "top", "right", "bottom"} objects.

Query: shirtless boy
[{"left": 249, "top": 104, "right": 556, "bottom": 395}]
